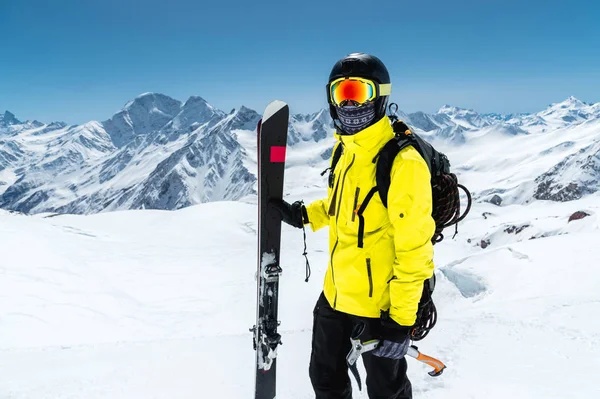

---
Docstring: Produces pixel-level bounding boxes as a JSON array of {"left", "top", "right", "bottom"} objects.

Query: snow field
[{"left": 1, "top": 192, "right": 599, "bottom": 397}]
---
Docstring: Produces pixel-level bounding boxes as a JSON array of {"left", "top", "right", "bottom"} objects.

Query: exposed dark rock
[
  {"left": 504, "top": 224, "right": 531, "bottom": 234},
  {"left": 534, "top": 141, "right": 600, "bottom": 202},
  {"left": 1, "top": 111, "right": 21, "bottom": 125},
  {"left": 568, "top": 211, "right": 590, "bottom": 222},
  {"left": 489, "top": 195, "right": 502, "bottom": 206},
  {"left": 482, "top": 212, "right": 494, "bottom": 219},
  {"left": 534, "top": 181, "right": 582, "bottom": 202},
  {"left": 480, "top": 239, "right": 490, "bottom": 249}
]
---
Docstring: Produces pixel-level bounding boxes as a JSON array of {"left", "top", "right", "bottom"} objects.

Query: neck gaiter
[{"left": 335, "top": 102, "right": 376, "bottom": 135}]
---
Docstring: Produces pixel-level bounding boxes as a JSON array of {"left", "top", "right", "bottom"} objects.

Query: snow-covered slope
[
  {"left": 1, "top": 189, "right": 599, "bottom": 398},
  {"left": 441, "top": 117, "right": 600, "bottom": 206},
  {"left": 0, "top": 121, "right": 115, "bottom": 205}
]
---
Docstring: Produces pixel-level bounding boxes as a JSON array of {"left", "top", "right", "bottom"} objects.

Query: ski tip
[{"left": 262, "top": 100, "right": 288, "bottom": 122}]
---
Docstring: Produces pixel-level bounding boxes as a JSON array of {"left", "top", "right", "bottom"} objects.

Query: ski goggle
[{"left": 327, "top": 77, "right": 391, "bottom": 107}]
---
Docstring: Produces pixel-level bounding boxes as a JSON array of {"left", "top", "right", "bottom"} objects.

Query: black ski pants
[{"left": 309, "top": 292, "right": 412, "bottom": 399}]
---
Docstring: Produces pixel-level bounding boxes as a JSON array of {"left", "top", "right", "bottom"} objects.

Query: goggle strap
[{"left": 379, "top": 83, "right": 392, "bottom": 96}]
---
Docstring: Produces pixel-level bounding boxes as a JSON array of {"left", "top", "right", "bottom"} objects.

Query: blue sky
[{"left": 1, "top": 0, "right": 599, "bottom": 124}]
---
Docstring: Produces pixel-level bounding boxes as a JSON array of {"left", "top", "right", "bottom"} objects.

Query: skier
[{"left": 271, "top": 53, "right": 435, "bottom": 399}]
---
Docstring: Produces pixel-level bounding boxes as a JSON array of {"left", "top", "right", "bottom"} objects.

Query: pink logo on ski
[{"left": 270, "top": 146, "right": 286, "bottom": 163}]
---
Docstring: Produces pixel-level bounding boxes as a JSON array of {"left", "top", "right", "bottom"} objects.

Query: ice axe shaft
[
  {"left": 346, "top": 337, "right": 379, "bottom": 390},
  {"left": 346, "top": 322, "right": 446, "bottom": 390},
  {"left": 406, "top": 345, "right": 446, "bottom": 376},
  {"left": 347, "top": 342, "right": 446, "bottom": 391}
]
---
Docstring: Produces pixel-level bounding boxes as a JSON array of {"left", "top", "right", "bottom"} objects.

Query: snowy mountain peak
[
  {"left": 437, "top": 104, "right": 484, "bottom": 118},
  {"left": 183, "top": 95, "right": 209, "bottom": 107},
  {"left": 46, "top": 121, "right": 68, "bottom": 129},
  {"left": 547, "top": 96, "right": 586, "bottom": 111},
  {"left": 236, "top": 106, "right": 260, "bottom": 119},
  {"left": 437, "top": 104, "right": 468, "bottom": 114},
  {"left": 312, "top": 108, "right": 331, "bottom": 123},
  {"left": 122, "top": 92, "right": 182, "bottom": 115},
  {"left": 1, "top": 110, "right": 21, "bottom": 126},
  {"left": 104, "top": 93, "right": 183, "bottom": 147},
  {"left": 227, "top": 106, "right": 260, "bottom": 131},
  {"left": 169, "top": 96, "right": 224, "bottom": 132},
  {"left": 535, "top": 96, "right": 598, "bottom": 128},
  {"left": 406, "top": 111, "right": 453, "bottom": 133},
  {"left": 437, "top": 104, "right": 491, "bottom": 129},
  {"left": 566, "top": 95, "right": 583, "bottom": 104}
]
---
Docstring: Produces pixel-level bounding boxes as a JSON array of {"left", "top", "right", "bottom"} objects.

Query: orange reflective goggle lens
[{"left": 329, "top": 78, "right": 377, "bottom": 107}]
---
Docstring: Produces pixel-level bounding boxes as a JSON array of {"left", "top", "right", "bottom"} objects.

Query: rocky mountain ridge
[{"left": 1, "top": 94, "right": 598, "bottom": 214}]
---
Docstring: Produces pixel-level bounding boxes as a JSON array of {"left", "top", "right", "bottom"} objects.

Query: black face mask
[{"left": 334, "top": 102, "right": 376, "bottom": 135}]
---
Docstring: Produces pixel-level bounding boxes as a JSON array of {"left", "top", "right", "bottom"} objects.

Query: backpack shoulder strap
[
  {"left": 331, "top": 141, "right": 343, "bottom": 170},
  {"left": 325, "top": 142, "right": 343, "bottom": 188},
  {"left": 376, "top": 121, "right": 416, "bottom": 208}
]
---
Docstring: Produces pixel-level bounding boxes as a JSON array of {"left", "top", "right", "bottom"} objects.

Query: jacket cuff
[
  {"left": 381, "top": 317, "right": 412, "bottom": 341},
  {"left": 305, "top": 200, "right": 330, "bottom": 231}
]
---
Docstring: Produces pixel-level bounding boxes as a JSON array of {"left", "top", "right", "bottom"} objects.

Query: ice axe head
[
  {"left": 407, "top": 345, "right": 446, "bottom": 377},
  {"left": 346, "top": 321, "right": 380, "bottom": 391}
]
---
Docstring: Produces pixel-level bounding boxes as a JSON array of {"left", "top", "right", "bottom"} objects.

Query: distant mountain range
[{"left": 1, "top": 94, "right": 598, "bottom": 214}]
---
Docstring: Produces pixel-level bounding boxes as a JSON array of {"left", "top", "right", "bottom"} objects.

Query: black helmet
[{"left": 327, "top": 53, "right": 391, "bottom": 128}]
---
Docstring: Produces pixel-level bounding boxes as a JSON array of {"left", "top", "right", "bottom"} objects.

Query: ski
[{"left": 251, "top": 100, "right": 289, "bottom": 399}]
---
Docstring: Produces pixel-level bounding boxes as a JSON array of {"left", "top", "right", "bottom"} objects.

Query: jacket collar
[{"left": 335, "top": 116, "right": 395, "bottom": 159}]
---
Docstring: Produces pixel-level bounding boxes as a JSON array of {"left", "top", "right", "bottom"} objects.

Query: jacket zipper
[
  {"left": 330, "top": 153, "right": 356, "bottom": 309},
  {"left": 335, "top": 154, "right": 355, "bottom": 225},
  {"left": 351, "top": 187, "right": 360, "bottom": 222},
  {"left": 328, "top": 177, "right": 340, "bottom": 216},
  {"left": 366, "top": 258, "right": 373, "bottom": 297},
  {"left": 329, "top": 239, "right": 338, "bottom": 305}
]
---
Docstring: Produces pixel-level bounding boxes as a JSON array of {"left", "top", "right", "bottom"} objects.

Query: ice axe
[
  {"left": 346, "top": 324, "right": 446, "bottom": 390},
  {"left": 346, "top": 328, "right": 379, "bottom": 390},
  {"left": 406, "top": 345, "right": 446, "bottom": 376}
]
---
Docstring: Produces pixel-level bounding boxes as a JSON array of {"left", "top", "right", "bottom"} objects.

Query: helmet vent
[{"left": 342, "top": 59, "right": 358, "bottom": 75}]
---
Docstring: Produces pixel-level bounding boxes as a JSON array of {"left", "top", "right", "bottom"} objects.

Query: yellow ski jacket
[{"left": 305, "top": 116, "right": 435, "bottom": 326}]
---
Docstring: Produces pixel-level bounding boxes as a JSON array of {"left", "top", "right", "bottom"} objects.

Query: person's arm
[
  {"left": 305, "top": 198, "right": 330, "bottom": 231},
  {"left": 386, "top": 148, "right": 435, "bottom": 326},
  {"left": 304, "top": 141, "right": 342, "bottom": 231}
]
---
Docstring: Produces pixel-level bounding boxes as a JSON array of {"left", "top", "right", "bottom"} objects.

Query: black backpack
[
  {"left": 328, "top": 117, "right": 472, "bottom": 245},
  {"left": 327, "top": 116, "right": 472, "bottom": 341}
]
